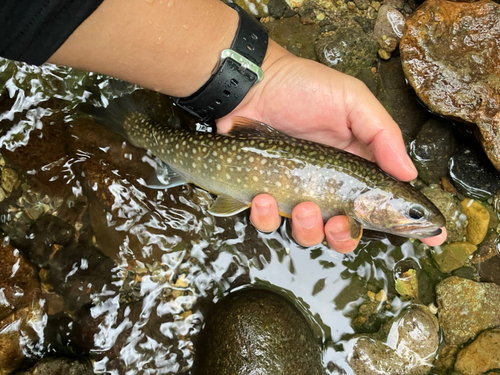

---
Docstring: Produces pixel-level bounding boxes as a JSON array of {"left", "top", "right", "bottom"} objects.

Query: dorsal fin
[{"left": 228, "top": 117, "right": 292, "bottom": 139}]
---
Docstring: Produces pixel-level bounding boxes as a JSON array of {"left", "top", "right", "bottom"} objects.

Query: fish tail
[{"left": 78, "top": 90, "right": 186, "bottom": 142}]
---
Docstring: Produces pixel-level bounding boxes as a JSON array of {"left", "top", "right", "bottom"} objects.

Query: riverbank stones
[
  {"left": 347, "top": 305, "right": 439, "bottom": 374},
  {"left": 193, "top": 288, "right": 324, "bottom": 375},
  {"left": 400, "top": 0, "right": 500, "bottom": 171},
  {"left": 436, "top": 276, "right": 500, "bottom": 346},
  {"left": 454, "top": 328, "right": 500, "bottom": 375}
]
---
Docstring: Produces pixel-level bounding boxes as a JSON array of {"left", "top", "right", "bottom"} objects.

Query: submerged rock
[
  {"left": 315, "top": 25, "right": 378, "bottom": 77},
  {"left": 394, "top": 268, "right": 418, "bottom": 300},
  {"left": 431, "top": 241, "right": 477, "bottom": 273},
  {"left": 193, "top": 288, "right": 324, "bottom": 375},
  {"left": 461, "top": 198, "right": 490, "bottom": 245},
  {"left": 376, "top": 58, "right": 432, "bottom": 143},
  {"left": 400, "top": 0, "right": 500, "bottom": 171},
  {"left": 449, "top": 146, "right": 500, "bottom": 200},
  {"left": 420, "top": 186, "right": 467, "bottom": 243},
  {"left": 347, "top": 305, "right": 440, "bottom": 375},
  {"left": 436, "top": 276, "right": 500, "bottom": 346},
  {"left": 14, "top": 357, "right": 94, "bottom": 375},
  {"left": 232, "top": 0, "right": 269, "bottom": 17},
  {"left": 0, "top": 243, "right": 45, "bottom": 375},
  {"left": 454, "top": 328, "right": 500, "bottom": 375},
  {"left": 409, "top": 119, "right": 458, "bottom": 185}
]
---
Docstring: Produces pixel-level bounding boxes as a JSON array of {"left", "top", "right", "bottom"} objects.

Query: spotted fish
[{"left": 115, "top": 111, "right": 444, "bottom": 240}]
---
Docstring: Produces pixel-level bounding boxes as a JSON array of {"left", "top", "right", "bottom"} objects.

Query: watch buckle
[{"left": 220, "top": 49, "right": 264, "bottom": 83}]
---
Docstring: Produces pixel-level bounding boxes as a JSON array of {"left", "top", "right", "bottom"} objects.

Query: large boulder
[
  {"left": 193, "top": 288, "right": 324, "bottom": 375},
  {"left": 400, "top": 0, "right": 500, "bottom": 171}
]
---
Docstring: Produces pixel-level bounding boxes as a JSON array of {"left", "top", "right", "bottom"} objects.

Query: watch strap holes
[
  {"left": 251, "top": 33, "right": 258, "bottom": 40},
  {"left": 223, "top": 90, "right": 231, "bottom": 97},
  {"left": 215, "top": 99, "right": 222, "bottom": 105},
  {"left": 230, "top": 79, "right": 239, "bottom": 86}
]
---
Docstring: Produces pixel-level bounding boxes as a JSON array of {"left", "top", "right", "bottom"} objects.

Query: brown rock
[
  {"left": 454, "top": 328, "right": 500, "bottom": 375},
  {"left": 0, "top": 243, "right": 41, "bottom": 321},
  {"left": 400, "top": 0, "right": 500, "bottom": 171},
  {"left": 436, "top": 276, "right": 500, "bottom": 345}
]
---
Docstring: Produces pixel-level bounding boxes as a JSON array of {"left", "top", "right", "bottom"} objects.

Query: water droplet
[
  {"left": 155, "top": 36, "right": 164, "bottom": 45},
  {"left": 167, "top": 0, "right": 175, "bottom": 6},
  {"left": 183, "top": 24, "right": 190, "bottom": 29}
]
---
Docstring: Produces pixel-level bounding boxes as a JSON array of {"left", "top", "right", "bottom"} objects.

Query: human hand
[{"left": 216, "top": 41, "right": 447, "bottom": 252}]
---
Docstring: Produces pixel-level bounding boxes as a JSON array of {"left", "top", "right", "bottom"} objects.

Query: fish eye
[{"left": 408, "top": 205, "right": 426, "bottom": 220}]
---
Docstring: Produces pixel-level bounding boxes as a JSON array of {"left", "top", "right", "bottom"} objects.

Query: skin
[{"left": 47, "top": 0, "right": 446, "bottom": 252}]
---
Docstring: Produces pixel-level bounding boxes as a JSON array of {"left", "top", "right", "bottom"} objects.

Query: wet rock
[
  {"left": 1, "top": 167, "right": 18, "bottom": 194},
  {"left": 0, "top": 305, "right": 46, "bottom": 375},
  {"left": 347, "top": 305, "right": 440, "bottom": 374},
  {"left": 420, "top": 186, "right": 467, "bottom": 243},
  {"left": 383, "top": 0, "right": 403, "bottom": 10},
  {"left": 478, "top": 253, "right": 500, "bottom": 285},
  {"left": 450, "top": 146, "right": 500, "bottom": 200},
  {"left": 47, "top": 243, "right": 117, "bottom": 311},
  {"left": 400, "top": 0, "right": 500, "bottom": 171},
  {"left": 373, "top": 5, "right": 405, "bottom": 43},
  {"left": 0, "top": 242, "right": 45, "bottom": 374},
  {"left": 431, "top": 242, "right": 477, "bottom": 273},
  {"left": 394, "top": 268, "right": 418, "bottom": 300},
  {"left": 232, "top": 0, "right": 269, "bottom": 17},
  {"left": 315, "top": 25, "right": 378, "bottom": 77},
  {"left": 461, "top": 198, "right": 490, "bottom": 245},
  {"left": 376, "top": 57, "right": 433, "bottom": 143},
  {"left": 409, "top": 119, "right": 458, "bottom": 185},
  {"left": 436, "top": 276, "right": 500, "bottom": 346},
  {"left": 193, "top": 288, "right": 324, "bottom": 375},
  {"left": 0, "top": 243, "right": 41, "bottom": 321},
  {"left": 264, "top": 15, "right": 319, "bottom": 61},
  {"left": 268, "top": 0, "right": 296, "bottom": 17},
  {"left": 433, "top": 343, "right": 459, "bottom": 374},
  {"left": 28, "top": 214, "right": 74, "bottom": 267},
  {"left": 454, "top": 328, "right": 500, "bottom": 375},
  {"left": 14, "top": 357, "right": 94, "bottom": 375}
]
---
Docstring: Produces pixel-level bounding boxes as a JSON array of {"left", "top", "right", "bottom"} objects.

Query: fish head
[{"left": 352, "top": 184, "right": 446, "bottom": 239}]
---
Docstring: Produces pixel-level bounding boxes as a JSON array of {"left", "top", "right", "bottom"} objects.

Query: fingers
[
  {"left": 345, "top": 79, "right": 418, "bottom": 182},
  {"left": 324, "top": 216, "right": 359, "bottom": 253},
  {"left": 250, "top": 194, "right": 281, "bottom": 233},
  {"left": 291, "top": 202, "right": 325, "bottom": 247},
  {"left": 421, "top": 226, "right": 447, "bottom": 247}
]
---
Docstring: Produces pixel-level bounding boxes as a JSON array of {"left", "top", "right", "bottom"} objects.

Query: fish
[{"left": 90, "top": 100, "right": 445, "bottom": 240}]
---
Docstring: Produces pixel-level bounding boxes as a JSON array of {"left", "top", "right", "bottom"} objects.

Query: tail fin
[{"left": 78, "top": 90, "right": 195, "bottom": 140}]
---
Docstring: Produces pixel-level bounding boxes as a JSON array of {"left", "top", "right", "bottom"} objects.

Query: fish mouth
[{"left": 390, "top": 224, "right": 442, "bottom": 239}]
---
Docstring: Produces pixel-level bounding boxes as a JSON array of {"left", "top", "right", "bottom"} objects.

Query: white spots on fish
[
  {"left": 203, "top": 163, "right": 208, "bottom": 169},
  {"left": 222, "top": 147, "right": 227, "bottom": 152},
  {"left": 236, "top": 155, "right": 242, "bottom": 160},
  {"left": 253, "top": 176, "right": 259, "bottom": 182},
  {"left": 227, "top": 158, "right": 232, "bottom": 163},
  {"left": 249, "top": 157, "right": 255, "bottom": 163},
  {"left": 231, "top": 145, "right": 237, "bottom": 151},
  {"left": 212, "top": 151, "right": 217, "bottom": 157},
  {"left": 275, "top": 181, "right": 282, "bottom": 187},
  {"left": 226, "top": 174, "right": 231, "bottom": 180},
  {"left": 236, "top": 167, "right": 242, "bottom": 172},
  {"left": 294, "top": 187, "right": 299, "bottom": 194},
  {"left": 261, "top": 159, "right": 267, "bottom": 165},
  {"left": 216, "top": 164, "right": 221, "bottom": 171}
]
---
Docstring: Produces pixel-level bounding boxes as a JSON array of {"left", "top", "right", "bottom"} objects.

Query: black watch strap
[{"left": 174, "top": 3, "right": 268, "bottom": 120}]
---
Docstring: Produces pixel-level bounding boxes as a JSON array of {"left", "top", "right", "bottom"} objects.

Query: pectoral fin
[
  {"left": 208, "top": 195, "right": 250, "bottom": 217},
  {"left": 348, "top": 217, "right": 363, "bottom": 241},
  {"left": 145, "top": 163, "right": 188, "bottom": 189}
]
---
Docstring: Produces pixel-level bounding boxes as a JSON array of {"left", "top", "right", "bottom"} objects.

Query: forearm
[{"left": 48, "top": 0, "right": 239, "bottom": 98}]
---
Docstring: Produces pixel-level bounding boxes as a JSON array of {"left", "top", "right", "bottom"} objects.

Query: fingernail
[
  {"left": 329, "top": 228, "right": 350, "bottom": 241},
  {"left": 254, "top": 201, "right": 271, "bottom": 216},
  {"left": 296, "top": 210, "right": 318, "bottom": 229}
]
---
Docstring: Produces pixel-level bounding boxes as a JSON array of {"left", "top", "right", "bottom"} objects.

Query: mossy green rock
[
  {"left": 14, "top": 358, "right": 94, "bottom": 375},
  {"left": 395, "top": 269, "right": 418, "bottom": 300},
  {"left": 431, "top": 242, "right": 477, "bottom": 273},
  {"left": 193, "top": 289, "right": 324, "bottom": 375},
  {"left": 436, "top": 276, "right": 500, "bottom": 346}
]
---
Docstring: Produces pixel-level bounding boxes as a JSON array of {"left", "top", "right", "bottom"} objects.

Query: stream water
[{"left": 0, "top": 57, "right": 476, "bottom": 374}]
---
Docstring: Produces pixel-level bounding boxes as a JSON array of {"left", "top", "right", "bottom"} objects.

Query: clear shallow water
[{"left": 0, "top": 59, "right": 449, "bottom": 374}]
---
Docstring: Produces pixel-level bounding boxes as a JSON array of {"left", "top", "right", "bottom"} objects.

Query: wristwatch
[{"left": 173, "top": 3, "right": 268, "bottom": 120}]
